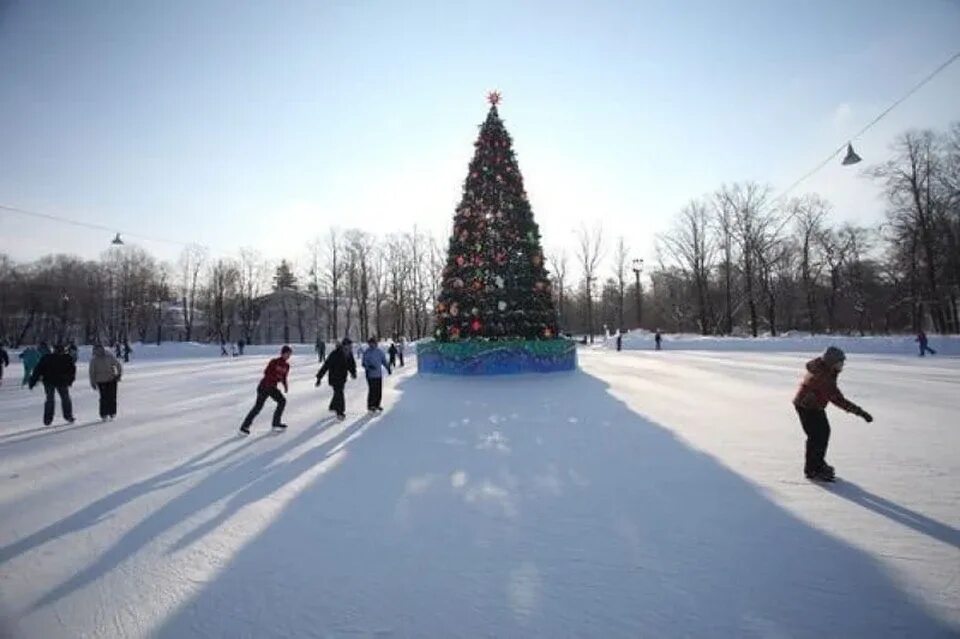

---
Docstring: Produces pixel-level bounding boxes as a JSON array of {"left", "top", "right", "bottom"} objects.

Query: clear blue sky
[{"left": 1, "top": 0, "right": 958, "bottom": 271}]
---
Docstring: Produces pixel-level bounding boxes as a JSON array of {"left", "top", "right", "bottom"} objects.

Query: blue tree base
[{"left": 417, "top": 339, "right": 577, "bottom": 375}]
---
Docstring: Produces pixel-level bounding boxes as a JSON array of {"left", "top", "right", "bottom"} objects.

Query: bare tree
[
  {"left": 659, "top": 198, "right": 715, "bottom": 334},
  {"left": 611, "top": 237, "right": 629, "bottom": 332},
  {"left": 575, "top": 223, "right": 604, "bottom": 343},
  {"left": 178, "top": 244, "right": 208, "bottom": 342},
  {"left": 547, "top": 249, "right": 569, "bottom": 330},
  {"left": 717, "top": 182, "right": 776, "bottom": 337},
  {"left": 237, "top": 248, "right": 267, "bottom": 344},
  {"left": 791, "top": 194, "right": 829, "bottom": 333}
]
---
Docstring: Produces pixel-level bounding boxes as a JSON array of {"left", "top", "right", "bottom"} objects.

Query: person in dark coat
[
  {"left": 29, "top": 343, "right": 77, "bottom": 425},
  {"left": 0, "top": 343, "right": 8, "bottom": 386},
  {"left": 361, "top": 336, "right": 391, "bottom": 412},
  {"left": 654, "top": 330, "right": 662, "bottom": 351},
  {"left": 240, "top": 345, "right": 292, "bottom": 434},
  {"left": 122, "top": 340, "right": 132, "bottom": 363},
  {"left": 67, "top": 339, "right": 79, "bottom": 363},
  {"left": 916, "top": 331, "right": 936, "bottom": 357},
  {"left": 237, "top": 339, "right": 245, "bottom": 355},
  {"left": 397, "top": 339, "right": 405, "bottom": 367},
  {"left": 616, "top": 332, "right": 623, "bottom": 352},
  {"left": 315, "top": 337, "right": 326, "bottom": 363},
  {"left": 387, "top": 342, "right": 398, "bottom": 368},
  {"left": 316, "top": 338, "right": 357, "bottom": 420},
  {"left": 793, "top": 346, "right": 872, "bottom": 481}
]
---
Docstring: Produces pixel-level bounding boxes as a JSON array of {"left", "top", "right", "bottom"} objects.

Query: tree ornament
[
  {"left": 456, "top": 255, "right": 466, "bottom": 267},
  {"left": 450, "top": 302, "right": 460, "bottom": 316},
  {"left": 453, "top": 278, "right": 464, "bottom": 288},
  {"left": 498, "top": 301, "right": 507, "bottom": 311},
  {"left": 544, "top": 327, "right": 553, "bottom": 338},
  {"left": 495, "top": 275, "right": 505, "bottom": 288},
  {"left": 471, "top": 318, "right": 483, "bottom": 332}
]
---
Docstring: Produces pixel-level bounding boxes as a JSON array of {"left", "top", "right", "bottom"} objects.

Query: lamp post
[
  {"left": 631, "top": 258, "right": 644, "bottom": 329},
  {"left": 585, "top": 275, "right": 595, "bottom": 344}
]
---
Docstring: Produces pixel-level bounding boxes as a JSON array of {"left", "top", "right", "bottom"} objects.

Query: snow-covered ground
[
  {"left": 0, "top": 345, "right": 957, "bottom": 637},
  {"left": 604, "top": 330, "right": 960, "bottom": 356}
]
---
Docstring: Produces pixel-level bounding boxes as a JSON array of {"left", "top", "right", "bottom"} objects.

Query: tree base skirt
[{"left": 417, "top": 339, "right": 577, "bottom": 375}]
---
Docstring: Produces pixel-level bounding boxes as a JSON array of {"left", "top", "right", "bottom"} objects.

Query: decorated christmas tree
[{"left": 435, "top": 92, "right": 559, "bottom": 342}]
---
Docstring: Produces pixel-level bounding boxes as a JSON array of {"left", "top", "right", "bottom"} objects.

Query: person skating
[
  {"left": 397, "top": 339, "right": 405, "bottom": 367},
  {"left": 239, "top": 345, "right": 292, "bottom": 434},
  {"left": 654, "top": 330, "right": 662, "bottom": 351},
  {"left": 361, "top": 336, "right": 391, "bottom": 412},
  {"left": 316, "top": 338, "right": 357, "bottom": 420},
  {"left": 315, "top": 337, "right": 326, "bottom": 363},
  {"left": 29, "top": 343, "right": 77, "bottom": 426},
  {"left": 122, "top": 340, "right": 132, "bottom": 363},
  {"left": 67, "top": 339, "right": 79, "bottom": 363},
  {"left": 37, "top": 341, "right": 51, "bottom": 357},
  {"left": 616, "top": 331, "right": 623, "bottom": 352},
  {"left": 387, "top": 342, "right": 398, "bottom": 368},
  {"left": 89, "top": 345, "right": 123, "bottom": 421},
  {"left": 0, "top": 342, "right": 8, "bottom": 386},
  {"left": 237, "top": 339, "right": 245, "bottom": 355},
  {"left": 220, "top": 339, "right": 229, "bottom": 356},
  {"left": 18, "top": 345, "right": 41, "bottom": 387},
  {"left": 793, "top": 346, "right": 872, "bottom": 482},
  {"left": 916, "top": 330, "right": 936, "bottom": 357},
  {"left": 114, "top": 342, "right": 122, "bottom": 359}
]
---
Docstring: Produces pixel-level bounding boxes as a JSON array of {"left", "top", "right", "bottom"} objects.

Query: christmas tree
[{"left": 435, "top": 92, "right": 558, "bottom": 341}]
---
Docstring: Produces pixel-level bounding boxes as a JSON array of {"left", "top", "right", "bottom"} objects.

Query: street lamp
[
  {"left": 585, "top": 275, "right": 596, "bottom": 344},
  {"left": 631, "top": 258, "right": 644, "bottom": 329},
  {"left": 111, "top": 233, "right": 124, "bottom": 245}
]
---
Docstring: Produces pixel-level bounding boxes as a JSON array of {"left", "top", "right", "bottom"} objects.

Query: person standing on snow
[
  {"left": 361, "top": 336, "right": 391, "bottom": 412},
  {"left": 18, "top": 345, "right": 41, "bottom": 387},
  {"left": 0, "top": 342, "right": 8, "bottom": 386},
  {"left": 316, "top": 338, "right": 357, "bottom": 420},
  {"left": 239, "top": 345, "right": 292, "bottom": 434},
  {"left": 616, "top": 331, "right": 623, "bottom": 352},
  {"left": 89, "top": 345, "right": 123, "bottom": 421},
  {"left": 654, "top": 330, "right": 662, "bottom": 351},
  {"left": 315, "top": 337, "right": 326, "bottom": 363},
  {"left": 29, "top": 343, "right": 77, "bottom": 426},
  {"left": 122, "top": 340, "right": 132, "bottom": 363},
  {"left": 916, "top": 330, "right": 936, "bottom": 357},
  {"left": 67, "top": 339, "right": 79, "bottom": 363},
  {"left": 387, "top": 342, "right": 398, "bottom": 368},
  {"left": 793, "top": 346, "right": 873, "bottom": 481},
  {"left": 397, "top": 339, "right": 405, "bottom": 367}
]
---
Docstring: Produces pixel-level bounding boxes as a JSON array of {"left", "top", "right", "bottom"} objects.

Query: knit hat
[
  {"left": 822, "top": 346, "right": 846, "bottom": 366},
  {"left": 280, "top": 345, "right": 293, "bottom": 355}
]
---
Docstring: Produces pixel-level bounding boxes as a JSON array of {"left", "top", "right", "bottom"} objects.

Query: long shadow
[
  {"left": 155, "top": 371, "right": 957, "bottom": 638},
  {"left": 0, "top": 420, "right": 103, "bottom": 448},
  {"left": 0, "top": 436, "right": 258, "bottom": 564},
  {"left": 824, "top": 480, "right": 960, "bottom": 549},
  {"left": 27, "top": 415, "right": 351, "bottom": 611}
]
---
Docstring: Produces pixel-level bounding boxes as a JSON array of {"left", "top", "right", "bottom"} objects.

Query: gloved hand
[
  {"left": 91, "top": 384, "right": 97, "bottom": 391},
  {"left": 315, "top": 379, "right": 321, "bottom": 387},
  {"left": 860, "top": 410, "right": 873, "bottom": 423}
]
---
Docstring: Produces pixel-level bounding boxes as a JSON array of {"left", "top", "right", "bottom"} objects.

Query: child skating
[{"left": 792, "top": 346, "right": 872, "bottom": 482}]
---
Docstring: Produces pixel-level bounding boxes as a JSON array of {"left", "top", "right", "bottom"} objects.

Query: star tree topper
[{"left": 487, "top": 90, "right": 502, "bottom": 106}]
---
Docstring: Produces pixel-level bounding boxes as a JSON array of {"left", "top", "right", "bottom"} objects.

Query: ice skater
[
  {"left": 397, "top": 339, "right": 405, "bottom": 367},
  {"left": 916, "top": 330, "right": 936, "bottom": 357},
  {"left": 28, "top": 343, "right": 77, "bottom": 426},
  {"left": 122, "top": 340, "right": 132, "bottom": 363},
  {"left": 315, "top": 337, "right": 326, "bottom": 363},
  {"left": 654, "top": 330, "right": 662, "bottom": 351},
  {"left": 387, "top": 342, "right": 398, "bottom": 368},
  {"left": 89, "top": 345, "right": 123, "bottom": 421},
  {"left": 239, "top": 345, "right": 292, "bottom": 434},
  {"left": 361, "top": 336, "right": 391, "bottom": 412},
  {"left": 0, "top": 342, "right": 8, "bottom": 386},
  {"left": 18, "top": 344, "right": 40, "bottom": 387},
  {"left": 316, "top": 338, "right": 357, "bottom": 420},
  {"left": 792, "top": 346, "right": 872, "bottom": 481}
]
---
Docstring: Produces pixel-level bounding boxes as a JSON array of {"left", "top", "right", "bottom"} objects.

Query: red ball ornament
[
  {"left": 450, "top": 326, "right": 461, "bottom": 339},
  {"left": 471, "top": 319, "right": 483, "bottom": 332},
  {"left": 456, "top": 255, "right": 466, "bottom": 267},
  {"left": 544, "top": 327, "right": 554, "bottom": 338}
]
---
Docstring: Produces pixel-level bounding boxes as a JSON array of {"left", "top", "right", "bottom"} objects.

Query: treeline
[
  {"left": 0, "top": 228, "right": 444, "bottom": 346},
  {"left": 552, "top": 123, "right": 960, "bottom": 338}
]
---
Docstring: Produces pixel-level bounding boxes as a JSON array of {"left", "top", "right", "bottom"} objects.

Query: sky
[{"left": 1, "top": 0, "right": 959, "bottom": 275}]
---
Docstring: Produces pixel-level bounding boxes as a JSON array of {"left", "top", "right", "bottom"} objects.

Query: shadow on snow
[{"left": 150, "top": 370, "right": 955, "bottom": 638}]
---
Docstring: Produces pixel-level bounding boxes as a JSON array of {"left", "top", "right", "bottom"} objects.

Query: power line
[
  {"left": 770, "top": 48, "right": 960, "bottom": 230},
  {"left": 0, "top": 203, "right": 194, "bottom": 247}
]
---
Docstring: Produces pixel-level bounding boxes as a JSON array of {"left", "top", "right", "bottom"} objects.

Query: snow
[
  {"left": 606, "top": 330, "right": 960, "bottom": 356},
  {"left": 0, "top": 344, "right": 957, "bottom": 637}
]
